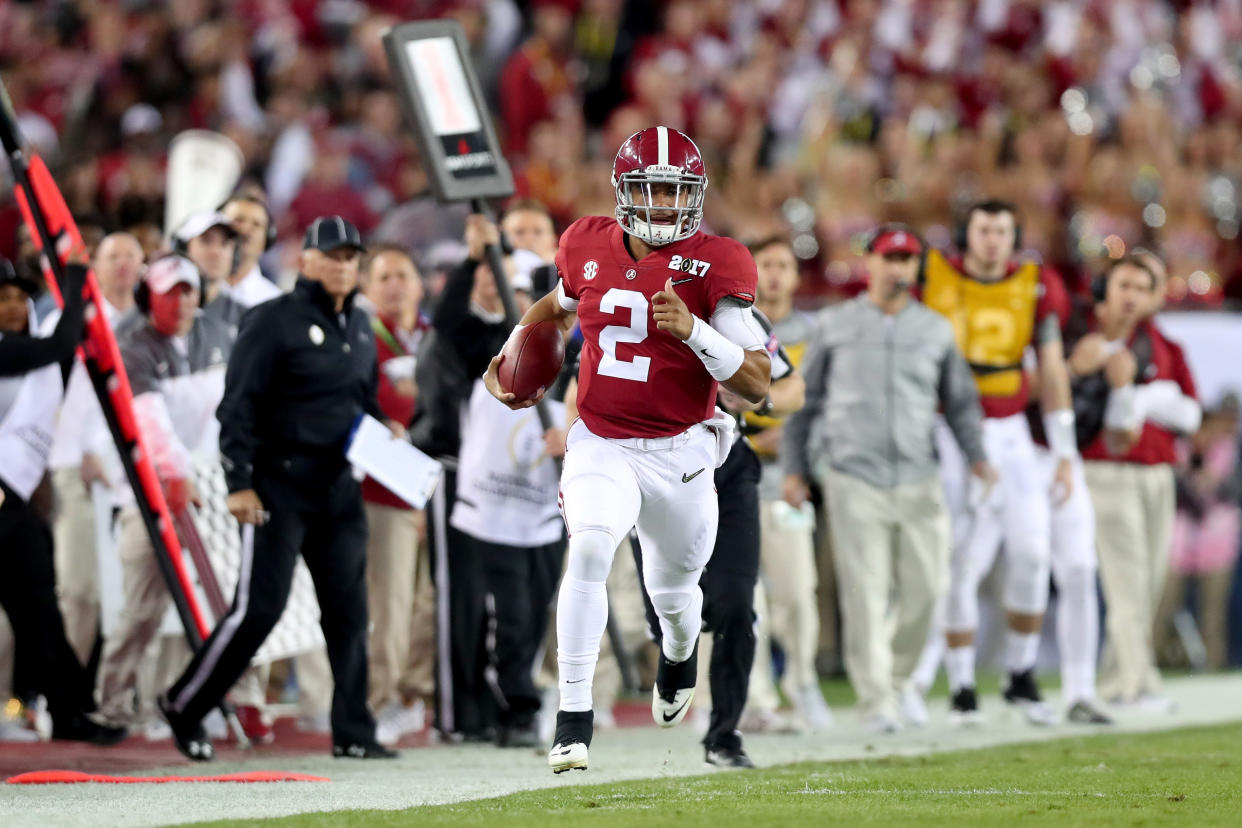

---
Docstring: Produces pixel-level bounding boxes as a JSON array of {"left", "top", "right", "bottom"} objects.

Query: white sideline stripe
[
  {"left": 657, "top": 126, "right": 668, "bottom": 167},
  {"left": 433, "top": 469, "right": 454, "bottom": 733},
  {"left": 792, "top": 788, "right": 1114, "bottom": 797},
  {"left": 173, "top": 523, "right": 255, "bottom": 712}
]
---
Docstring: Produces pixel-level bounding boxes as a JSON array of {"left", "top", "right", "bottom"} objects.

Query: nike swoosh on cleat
[
  {"left": 662, "top": 699, "right": 690, "bottom": 723},
  {"left": 682, "top": 468, "right": 705, "bottom": 483}
]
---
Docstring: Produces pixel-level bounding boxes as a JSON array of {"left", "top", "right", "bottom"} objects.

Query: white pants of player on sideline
[
  {"left": 917, "top": 416, "right": 1101, "bottom": 705},
  {"left": 942, "top": 413, "right": 1053, "bottom": 633},
  {"left": 555, "top": 416, "right": 726, "bottom": 712}
]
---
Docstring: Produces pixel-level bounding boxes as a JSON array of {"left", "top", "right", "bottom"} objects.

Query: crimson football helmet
[{"left": 611, "top": 126, "right": 707, "bottom": 245}]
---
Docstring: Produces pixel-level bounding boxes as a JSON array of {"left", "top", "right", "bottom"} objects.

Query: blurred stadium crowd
[
  {"left": 1, "top": 0, "right": 1240, "bottom": 747},
  {"left": 3, "top": 0, "right": 1242, "bottom": 303}
]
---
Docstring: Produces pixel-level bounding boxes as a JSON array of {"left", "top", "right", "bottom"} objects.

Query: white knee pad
[
  {"left": 1051, "top": 495, "right": 1097, "bottom": 574},
  {"left": 566, "top": 528, "right": 618, "bottom": 584},
  {"left": 945, "top": 571, "right": 979, "bottom": 632},
  {"left": 1052, "top": 563, "right": 1097, "bottom": 606},
  {"left": 945, "top": 538, "right": 984, "bottom": 632},
  {"left": 1003, "top": 536, "right": 1052, "bottom": 615},
  {"left": 648, "top": 584, "right": 704, "bottom": 662},
  {"left": 649, "top": 588, "right": 693, "bottom": 620}
]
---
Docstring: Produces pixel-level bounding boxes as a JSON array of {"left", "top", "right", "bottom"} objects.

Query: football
[{"left": 498, "top": 320, "right": 565, "bottom": 402}]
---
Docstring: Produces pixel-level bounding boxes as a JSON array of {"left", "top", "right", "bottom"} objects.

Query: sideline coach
[{"left": 161, "top": 216, "right": 400, "bottom": 760}]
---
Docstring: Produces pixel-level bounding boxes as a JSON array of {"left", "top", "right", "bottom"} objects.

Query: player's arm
[
  {"left": 719, "top": 314, "right": 803, "bottom": 415},
  {"left": 653, "top": 279, "right": 770, "bottom": 403},
  {"left": 780, "top": 331, "right": 832, "bottom": 507},
  {"left": 1035, "top": 316, "right": 1076, "bottom": 501},
  {"left": 939, "top": 337, "right": 994, "bottom": 483},
  {"left": 767, "top": 370, "right": 805, "bottom": 415},
  {"left": 1132, "top": 342, "right": 1201, "bottom": 435},
  {"left": 483, "top": 280, "right": 578, "bottom": 409}
]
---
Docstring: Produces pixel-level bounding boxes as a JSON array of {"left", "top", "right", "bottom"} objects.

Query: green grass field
[{"left": 194, "top": 722, "right": 1242, "bottom": 827}]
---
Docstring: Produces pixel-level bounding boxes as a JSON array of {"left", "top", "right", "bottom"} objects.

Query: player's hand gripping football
[
  {"left": 652, "top": 278, "right": 695, "bottom": 340},
  {"left": 484, "top": 354, "right": 541, "bottom": 410}
]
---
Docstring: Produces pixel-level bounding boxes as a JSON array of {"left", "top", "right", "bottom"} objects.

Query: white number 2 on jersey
[{"left": 597, "top": 288, "right": 651, "bottom": 382}]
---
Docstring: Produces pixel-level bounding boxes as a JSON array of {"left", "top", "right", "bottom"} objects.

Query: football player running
[
  {"left": 485, "top": 127, "right": 771, "bottom": 773},
  {"left": 920, "top": 199, "right": 1075, "bottom": 725}
]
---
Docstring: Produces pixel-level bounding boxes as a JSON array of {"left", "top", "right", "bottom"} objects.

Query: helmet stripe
[{"left": 657, "top": 126, "right": 668, "bottom": 168}]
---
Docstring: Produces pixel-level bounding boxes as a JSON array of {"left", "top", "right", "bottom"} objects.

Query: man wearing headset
[
  {"left": 784, "top": 226, "right": 993, "bottom": 733},
  {"left": 94, "top": 255, "right": 234, "bottom": 731},
  {"left": 919, "top": 199, "right": 1076, "bottom": 726},
  {"left": 220, "top": 193, "right": 282, "bottom": 308},
  {"left": 1078, "top": 253, "right": 1199, "bottom": 711},
  {"left": 173, "top": 210, "right": 246, "bottom": 338}
]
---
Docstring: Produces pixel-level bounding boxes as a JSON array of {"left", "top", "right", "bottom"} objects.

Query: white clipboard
[{"left": 346, "top": 415, "right": 442, "bottom": 509}]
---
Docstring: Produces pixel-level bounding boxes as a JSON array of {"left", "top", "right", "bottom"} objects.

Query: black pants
[
  {"left": 635, "top": 438, "right": 761, "bottom": 752},
  {"left": 427, "top": 465, "right": 495, "bottom": 737},
  {"left": 0, "top": 480, "right": 95, "bottom": 722},
  {"left": 474, "top": 534, "right": 564, "bottom": 728},
  {"left": 166, "top": 465, "right": 375, "bottom": 745}
]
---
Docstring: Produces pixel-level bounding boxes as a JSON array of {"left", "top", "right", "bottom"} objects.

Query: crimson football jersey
[{"left": 557, "top": 215, "right": 758, "bottom": 438}]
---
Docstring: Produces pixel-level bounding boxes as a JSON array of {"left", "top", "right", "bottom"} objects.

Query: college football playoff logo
[{"left": 584, "top": 260, "right": 599, "bottom": 281}]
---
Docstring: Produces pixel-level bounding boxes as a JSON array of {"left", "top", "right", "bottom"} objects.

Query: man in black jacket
[
  {"left": 0, "top": 258, "right": 126, "bottom": 744},
  {"left": 160, "top": 216, "right": 401, "bottom": 761},
  {"left": 410, "top": 214, "right": 532, "bottom": 739}
]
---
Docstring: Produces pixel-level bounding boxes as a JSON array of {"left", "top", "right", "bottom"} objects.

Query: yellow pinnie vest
[{"left": 921, "top": 249, "right": 1041, "bottom": 398}]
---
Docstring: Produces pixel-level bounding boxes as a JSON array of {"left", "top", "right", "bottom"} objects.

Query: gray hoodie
[{"left": 783, "top": 294, "right": 985, "bottom": 490}]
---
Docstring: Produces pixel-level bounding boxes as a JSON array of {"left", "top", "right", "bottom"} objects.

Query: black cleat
[
  {"left": 52, "top": 714, "right": 128, "bottom": 746},
  {"left": 653, "top": 642, "right": 698, "bottom": 727},
  {"left": 548, "top": 709, "right": 593, "bottom": 773},
  {"left": 333, "top": 741, "right": 399, "bottom": 759},
  {"left": 157, "top": 694, "right": 214, "bottom": 761},
  {"left": 949, "top": 686, "right": 983, "bottom": 726},
  {"left": 1003, "top": 670, "right": 1057, "bottom": 726},
  {"left": 705, "top": 745, "right": 756, "bottom": 769}
]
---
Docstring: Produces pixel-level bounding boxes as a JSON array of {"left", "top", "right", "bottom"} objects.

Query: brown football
[{"left": 498, "top": 320, "right": 565, "bottom": 402}]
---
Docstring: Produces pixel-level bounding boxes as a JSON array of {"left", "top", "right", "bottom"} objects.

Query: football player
[
  {"left": 921, "top": 199, "right": 1075, "bottom": 725},
  {"left": 1023, "top": 255, "right": 1161, "bottom": 725},
  {"left": 484, "top": 126, "right": 772, "bottom": 773}
]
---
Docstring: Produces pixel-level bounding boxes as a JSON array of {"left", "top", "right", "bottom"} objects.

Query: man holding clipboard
[{"left": 159, "top": 215, "right": 407, "bottom": 761}]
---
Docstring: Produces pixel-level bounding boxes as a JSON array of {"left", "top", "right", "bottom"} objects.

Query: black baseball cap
[
  {"left": 303, "top": 216, "right": 365, "bottom": 254},
  {"left": 0, "top": 258, "right": 37, "bottom": 296}
]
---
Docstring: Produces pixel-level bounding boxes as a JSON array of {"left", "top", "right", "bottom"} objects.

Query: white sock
[
  {"left": 1056, "top": 567, "right": 1099, "bottom": 704},
  {"left": 1004, "top": 630, "right": 1041, "bottom": 674},
  {"left": 911, "top": 626, "right": 946, "bottom": 693},
  {"left": 946, "top": 645, "right": 975, "bottom": 692},
  {"left": 556, "top": 576, "right": 608, "bottom": 712}
]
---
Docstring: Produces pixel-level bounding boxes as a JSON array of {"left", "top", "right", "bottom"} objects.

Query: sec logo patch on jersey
[{"left": 584, "top": 260, "right": 599, "bottom": 281}]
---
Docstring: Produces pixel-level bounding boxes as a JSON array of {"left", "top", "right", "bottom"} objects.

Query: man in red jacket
[
  {"left": 1080, "top": 251, "right": 1201, "bottom": 710},
  {"left": 359, "top": 244, "right": 434, "bottom": 745}
]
